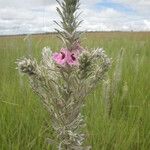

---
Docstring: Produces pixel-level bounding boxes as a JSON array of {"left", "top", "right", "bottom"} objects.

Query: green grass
[{"left": 0, "top": 32, "right": 150, "bottom": 150}]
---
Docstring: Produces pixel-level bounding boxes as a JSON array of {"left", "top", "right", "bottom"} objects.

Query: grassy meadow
[{"left": 0, "top": 32, "right": 150, "bottom": 150}]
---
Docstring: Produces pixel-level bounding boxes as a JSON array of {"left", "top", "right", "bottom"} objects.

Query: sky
[{"left": 0, "top": 0, "right": 150, "bottom": 35}]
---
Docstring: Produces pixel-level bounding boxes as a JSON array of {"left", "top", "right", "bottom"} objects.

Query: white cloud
[
  {"left": 81, "top": 0, "right": 102, "bottom": 7},
  {"left": 0, "top": 3, "right": 58, "bottom": 35},
  {"left": 80, "top": 0, "right": 150, "bottom": 31},
  {"left": 0, "top": 0, "right": 56, "bottom": 8},
  {"left": 80, "top": 5, "right": 150, "bottom": 31},
  {"left": 0, "top": 0, "right": 150, "bottom": 35},
  {"left": 143, "top": 20, "right": 150, "bottom": 30}
]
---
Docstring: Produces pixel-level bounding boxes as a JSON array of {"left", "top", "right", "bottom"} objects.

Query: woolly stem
[{"left": 55, "top": 0, "right": 82, "bottom": 50}]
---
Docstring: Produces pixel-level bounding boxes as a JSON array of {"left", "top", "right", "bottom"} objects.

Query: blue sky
[
  {"left": 95, "top": 1, "right": 134, "bottom": 14},
  {"left": 0, "top": 0, "right": 150, "bottom": 35}
]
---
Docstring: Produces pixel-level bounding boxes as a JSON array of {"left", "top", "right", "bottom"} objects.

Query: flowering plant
[{"left": 17, "top": 0, "right": 111, "bottom": 149}]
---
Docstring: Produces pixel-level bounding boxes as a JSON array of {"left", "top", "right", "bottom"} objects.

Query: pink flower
[
  {"left": 52, "top": 48, "right": 79, "bottom": 66},
  {"left": 52, "top": 42, "right": 85, "bottom": 67}
]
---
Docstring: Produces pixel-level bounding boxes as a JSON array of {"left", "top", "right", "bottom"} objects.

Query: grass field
[{"left": 0, "top": 32, "right": 150, "bottom": 150}]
